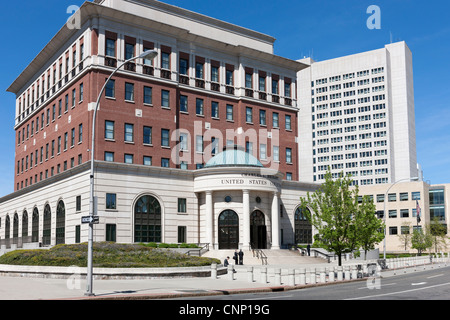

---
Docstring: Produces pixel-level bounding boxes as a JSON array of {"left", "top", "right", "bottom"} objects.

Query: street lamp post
[
  {"left": 382, "top": 176, "right": 419, "bottom": 260},
  {"left": 85, "top": 49, "right": 159, "bottom": 296}
]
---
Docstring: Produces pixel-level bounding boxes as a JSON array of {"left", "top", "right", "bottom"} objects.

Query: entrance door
[
  {"left": 218, "top": 210, "right": 239, "bottom": 249},
  {"left": 250, "top": 210, "right": 267, "bottom": 249}
]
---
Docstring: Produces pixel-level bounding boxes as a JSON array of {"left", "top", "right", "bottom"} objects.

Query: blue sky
[{"left": 0, "top": 0, "right": 449, "bottom": 197}]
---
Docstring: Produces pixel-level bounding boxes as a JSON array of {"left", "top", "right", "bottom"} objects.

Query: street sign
[{"left": 81, "top": 216, "right": 99, "bottom": 225}]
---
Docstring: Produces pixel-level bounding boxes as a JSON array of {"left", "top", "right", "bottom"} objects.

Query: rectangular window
[
  {"left": 286, "top": 148, "right": 292, "bottom": 163},
  {"left": 389, "top": 210, "right": 397, "bottom": 218},
  {"left": 143, "top": 126, "right": 152, "bottom": 145},
  {"left": 105, "top": 79, "right": 115, "bottom": 98},
  {"left": 211, "top": 66, "right": 219, "bottom": 83},
  {"left": 273, "top": 146, "right": 279, "bottom": 162},
  {"left": 400, "top": 209, "right": 409, "bottom": 218},
  {"left": 161, "top": 90, "right": 170, "bottom": 108},
  {"left": 211, "top": 101, "right": 219, "bottom": 118},
  {"left": 106, "top": 224, "right": 117, "bottom": 242},
  {"left": 106, "top": 193, "right": 117, "bottom": 209},
  {"left": 143, "top": 86, "right": 152, "bottom": 105},
  {"left": 105, "top": 152, "right": 114, "bottom": 162},
  {"left": 178, "top": 226, "right": 186, "bottom": 244},
  {"left": 161, "top": 52, "right": 170, "bottom": 69},
  {"left": 285, "top": 115, "right": 292, "bottom": 130},
  {"left": 179, "top": 58, "right": 188, "bottom": 75},
  {"left": 106, "top": 38, "right": 116, "bottom": 57},
  {"left": 196, "top": 135, "right": 204, "bottom": 153},
  {"left": 105, "top": 121, "right": 115, "bottom": 140},
  {"left": 377, "top": 194, "right": 384, "bottom": 203},
  {"left": 226, "top": 69, "right": 233, "bottom": 86},
  {"left": 245, "top": 73, "right": 252, "bottom": 89},
  {"left": 76, "top": 195, "right": 81, "bottom": 212},
  {"left": 195, "top": 62, "right": 204, "bottom": 79},
  {"left": 400, "top": 192, "right": 409, "bottom": 201},
  {"left": 246, "top": 107, "right": 253, "bottom": 123},
  {"left": 71, "top": 128, "right": 75, "bottom": 147},
  {"left": 196, "top": 98, "right": 204, "bottom": 115},
  {"left": 259, "top": 110, "right": 266, "bottom": 126},
  {"left": 79, "top": 83, "right": 83, "bottom": 102},
  {"left": 226, "top": 105, "right": 234, "bottom": 121},
  {"left": 125, "top": 43, "right": 134, "bottom": 60},
  {"left": 161, "top": 129, "right": 170, "bottom": 147},
  {"left": 180, "top": 133, "right": 188, "bottom": 151},
  {"left": 180, "top": 95, "right": 188, "bottom": 113},
  {"left": 125, "top": 82, "right": 134, "bottom": 101},
  {"left": 388, "top": 193, "right": 397, "bottom": 202},
  {"left": 273, "top": 112, "right": 279, "bottom": 128},
  {"left": 161, "top": 158, "right": 170, "bottom": 168},
  {"left": 64, "top": 132, "right": 68, "bottom": 150},
  {"left": 78, "top": 124, "right": 83, "bottom": 143},
  {"left": 260, "top": 144, "right": 267, "bottom": 159},
  {"left": 143, "top": 156, "right": 152, "bottom": 166},
  {"left": 411, "top": 192, "right": 421, "bottom": 201},
  {"left": 178, "top": 198, "right": 187, "bottom": 213},
  {"left": 124, "top": 154, "right": 134, "bottom": 164},
  {"left": 124, "top": 123, "right": 134, "bottom": 142}
]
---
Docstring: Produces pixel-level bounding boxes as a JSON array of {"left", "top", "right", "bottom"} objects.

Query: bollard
[
  {"left": 337, "top": 266, "right": 343, "bottom": 281},
  {"left": 351, "top": 265, "right": 357, "bottom": 279},
  {"left": 211, "top": 263, "right": 217, "bottom": 279},
  {"left": 299, "top": 268, "right": 306, "bottom": 285},
  {"left": 260, "top": 266, "right": 267, "bottom": 284},
  {"left": 309, "top": 268, "right": 316, "bottom": 284},
  {"left": 344, "top": 266, "right": 350, "bottom": 280},
  {"left": 328, "top": 267, "right": 335, "bottom": 282},
  {"left": 228, "top": 265, "right": 234, "bottom": 281},
  {"left": 319, "top": 267, "right": 326, "bottom": 283},
  {"left": 247, "top": 266, "right": 254, "bottom": 283},
  {"left": 288, "top": 269, "right": 295, "bottom": 286},
  {"left": 274, "top": 268, "right": 281, "bottom": 286}
]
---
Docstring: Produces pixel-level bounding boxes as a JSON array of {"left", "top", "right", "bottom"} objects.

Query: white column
[
  {"left": 205, "top": 191, "right": 214, "bottom": 248},
  {"left": 271, "top": 192, "right": 280, "bottom": 249},
  {"left": 243, "top": 189, "right": 250, "bottom": 250}
]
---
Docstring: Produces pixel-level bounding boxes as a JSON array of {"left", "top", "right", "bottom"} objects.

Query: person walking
[{"left": 238, "top": 249, "right": 244, "bottom": 265}]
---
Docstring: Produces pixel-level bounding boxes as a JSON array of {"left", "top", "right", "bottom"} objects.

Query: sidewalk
[{"left": 0, "top": 257, "right": 446, "bottom": 300}]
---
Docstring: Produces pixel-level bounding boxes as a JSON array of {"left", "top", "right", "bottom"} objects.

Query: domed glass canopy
[{"left": 205, "top": 147, "right": 263, "bottom": 168}]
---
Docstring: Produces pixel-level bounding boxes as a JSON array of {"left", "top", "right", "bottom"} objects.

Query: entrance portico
[{"left": 194, "top": 148, "right": 283, "bottom": 250}]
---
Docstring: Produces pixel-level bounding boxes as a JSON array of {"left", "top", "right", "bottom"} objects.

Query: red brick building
[{"left": 9, "top": 0, "right": 306, "bottom": 193}]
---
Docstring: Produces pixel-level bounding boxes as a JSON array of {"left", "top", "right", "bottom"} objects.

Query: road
[{"left": 174, "top": 265, "right": 450, "bottom": 300}]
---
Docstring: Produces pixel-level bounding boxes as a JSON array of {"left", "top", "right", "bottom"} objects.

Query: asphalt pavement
[{"left": 0, "top": 261, "right": 447, "bottom": 301}]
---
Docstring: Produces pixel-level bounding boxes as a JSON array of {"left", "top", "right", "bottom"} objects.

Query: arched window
[
  {"left": 5, "top": 215, "right": 10, "bottom": 240},
  {"left": 43, "top": 204, "right": 51, "bottom": 246},
  {"left": 134, "top": 195, "right": 161, "bottom": 243},
  {"left": 56, "top": 200, "right": 65, "bottom": 245},
  {"left": 22, "top": 211, "right": 28, "bottom": 238},
  {"left": 294, "top": 206, "right": 312, "bottom": 245},
  {"left": 218, "top": 210, "right": 239, "bottom": 250},
  {"left": 32, "top": 208, "right": 39, "bottom": 243},
  {"left": 13, "top": 213, "right": 19, "bottom": 241}
]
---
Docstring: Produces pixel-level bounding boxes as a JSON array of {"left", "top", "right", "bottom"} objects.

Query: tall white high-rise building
[{"left": 297, "top": 41, "right": 418, "bottom": 185}]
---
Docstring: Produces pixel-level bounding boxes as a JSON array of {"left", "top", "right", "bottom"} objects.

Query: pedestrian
[
  {"left": 224, "top": 256, "right": 230, "bottom": 267},
  {"left": 238, "top": 249, "right": 244, "bottom": 265},
  {"left": 233, "top": 250, "right": 238, "bottom": 265},
  {"left": 307, "top": 244, "right": 311, "bottom": 256}
]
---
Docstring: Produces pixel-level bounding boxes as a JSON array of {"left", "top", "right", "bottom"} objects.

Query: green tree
[
  {"left": 411, "top": 228, "right": 432, "bottom": 256},
  {"left": 429, "top": 217, "right": 448, "bottom": 253},
  {"left": 300, "top": 170, "right": 384, "bottom": 266},
  {"left": 356, "top": 195, "right": 385, "bottom": 260}
]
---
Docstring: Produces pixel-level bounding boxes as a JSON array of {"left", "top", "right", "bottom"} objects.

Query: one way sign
[{"left": 81, "top": 216, "right": 99, "bottom": 225}]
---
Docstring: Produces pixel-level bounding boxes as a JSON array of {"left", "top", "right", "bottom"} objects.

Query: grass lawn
[{"left": 0, "top": 242, "right": 220, "bottom": 268}]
